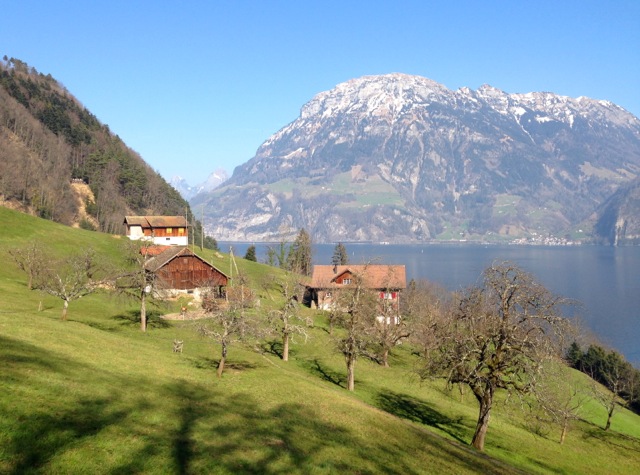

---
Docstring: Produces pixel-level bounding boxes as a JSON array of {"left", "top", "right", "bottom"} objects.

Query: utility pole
[{"left": 201, "top": 203, "right": 204, "bottom": 251}]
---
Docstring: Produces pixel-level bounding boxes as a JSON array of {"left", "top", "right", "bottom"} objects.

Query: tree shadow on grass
[
  {"left": 9, "top": 397, "right": 131, "bottom": 474},
  {"left": 112, "top": 309, "right": 172, "bottom": 329},
  {"left": 1, "top": 335, "right": 136, "bottom": 473},
  {"left": 376, "top": 390, "right": 468, "bottom": 444},
  {"left": 260, "top": 340, "right": 300, "bottom": 361},
  {"left": 582, "top": 424, "right": 640, "bottom": 454},
  {"left": 189, "top": 356, "right": 259, "bottom": 373},
  {"left": 261, "top": 340, "right": 283, "bottom": 359},
  {"left": 1, "top": 335, "right": 69, "bottom": 384},
  {"left": 300, "top": 358, "right": 345, "bottom": 388}
]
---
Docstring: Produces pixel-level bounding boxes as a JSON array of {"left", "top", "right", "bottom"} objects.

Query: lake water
[{"left": 221, "top": 242, "right": 640, "bottom": 366}]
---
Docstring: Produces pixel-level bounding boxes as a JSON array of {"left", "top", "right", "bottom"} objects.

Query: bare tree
[
  {"left": 114, "top": 240, "right": 159, "bottom": 332},
  {"left": 587, "top": 350, "right": 638, "bottom": 431},
  {"left": 8, "top": 240, "right": 45, "bottom": 290},
  {"left": 405, "top": 280, "right": 454, "bottom": 361},
  {"left": 198, "top": 274, "right": 259, "bottom": 377},
  {"left": 332, "top": 270, "right": 378, "bottom": 391},
  {"left": 267, "top": 274, "right": 313, "bottom": 361},
  {"left": 34, "top": 248, "right": 107, "bottom": 320},
  {"left": 367, "top": 276, "right": 410, "bottom": 367},
  {"left": 532, "top": 363, "right": 589, "bottom": 444},
  {"left": 417, "top": 262, "right": 571, "bottom": 451}
]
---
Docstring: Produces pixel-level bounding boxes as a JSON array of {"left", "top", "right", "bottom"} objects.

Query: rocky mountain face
[
  {"left": 594, "top": 177, "right": 640, "bottom": 245},
  {"left": 171, "top": 169, "right": 228, "bottom": 200},
  {"left": 193, "top": 73, "right": 640, "bottom": 243}
]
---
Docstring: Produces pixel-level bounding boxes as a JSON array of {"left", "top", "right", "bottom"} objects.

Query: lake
[{"left": 220, "top": 242, "right": 640, "bottom": 366}]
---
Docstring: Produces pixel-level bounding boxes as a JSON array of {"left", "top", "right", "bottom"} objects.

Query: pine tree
[
  {"left": 244, "top": 245, "right": 257, "bottom": 262},
  {"left": 332, "top": 242, "right": 348, "bottom": 266},
  {"left": 287, "top": 228, "right": 313, "bottom": 275}
]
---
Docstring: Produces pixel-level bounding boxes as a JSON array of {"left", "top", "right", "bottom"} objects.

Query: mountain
[
  {"left": 171, "top": 169, "right": 228, "bottom": 200},
  {"left": 593, "top": 177, "right": 640, "bottom": 245},
  {"left": 0, "top": 57, "right": 189, "bottom": 233},
  {"left": 193, "top": 73, "right": 640, "bottom": 243}
]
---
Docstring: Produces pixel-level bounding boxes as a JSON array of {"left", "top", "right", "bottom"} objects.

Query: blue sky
[{"left": 2, "top": 1, "right": 639, "bottom": 184}]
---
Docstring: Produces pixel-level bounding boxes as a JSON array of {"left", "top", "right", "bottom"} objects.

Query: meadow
[{"left": 1, "top": 207, "right": 639, "bottom": 474}]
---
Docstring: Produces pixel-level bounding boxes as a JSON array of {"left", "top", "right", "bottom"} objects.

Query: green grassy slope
[{"left": 1, "top": 207, "right": 639, "bottom": 474}]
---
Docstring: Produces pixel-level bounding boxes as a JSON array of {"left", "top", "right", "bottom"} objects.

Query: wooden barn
[
  {"left": 307, "top": 264, "right": 406, "bottom": 312},
  {"left": 124, "top": 216, "right": 189, "bottom": 246},
  {"left": 144, "top": 246, "right": 227, "bottom": 295}
]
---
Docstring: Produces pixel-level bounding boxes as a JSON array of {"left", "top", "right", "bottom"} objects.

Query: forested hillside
[{"left": 0, "top": 57, "right": 187, "bottom": 233}]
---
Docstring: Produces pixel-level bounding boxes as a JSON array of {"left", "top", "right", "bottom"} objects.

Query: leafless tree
[
  {"left": 531, "top": 363, "right": 589, "bottom": 444},
  {"left": 34, "top": 248, "right": 107, "bottom": 320},
  {"left": 197, "top": 274, "right": 260, "bottom": 377},
  {"left": 267, "top": 274, "right": 313, "bottom": 361},
  {"left": 404, "top": 280, "right": 454, "bottom": 361},
  {"left": 367, "top": 275, "right": 411, "bottom": 367},
  {"left": 417, "top": 262, "right": 571, "bottom": 451},
  {"left": 332, "top": 270, "right": 379, "bottom": 391},
  {"left": 587, "top": 351, "right": 638, "bottom": 431},
  {"left": 8, "top": 240, "right": 46, "bottom": 290},
  {"left": 114, "top": 240, "right": 159, "bottom": 332}
]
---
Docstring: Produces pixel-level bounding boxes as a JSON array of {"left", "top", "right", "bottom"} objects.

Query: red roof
[
  {"left": 140, "top": 245, "right": 171, "bottom": 256},
  {"left": 309, "top": 265, "right": 406, "bottom": 290}
]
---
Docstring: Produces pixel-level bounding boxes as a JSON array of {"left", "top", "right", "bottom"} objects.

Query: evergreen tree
[
  {"left": 244, "top": 245, "right": 257, "bottom": 262},
  {"left": 287, "top": 228, "right": 313, "bottom": 276},
  {"left": 566, "top": 341, "right": 582, "bottom": 368},
  {"left": 332, "top": 242, "right": 348, "bottom": 266}
]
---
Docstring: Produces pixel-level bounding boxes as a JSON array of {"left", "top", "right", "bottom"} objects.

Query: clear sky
[{"left": 2, "top": 1, "right": 639, "bottom": 184}]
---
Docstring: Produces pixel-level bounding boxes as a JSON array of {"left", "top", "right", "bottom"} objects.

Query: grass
[{"left": 1, "top": 206, "right": 640, "bottom": 474}]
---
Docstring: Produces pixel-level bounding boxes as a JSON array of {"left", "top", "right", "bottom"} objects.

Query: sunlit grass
[{"left": 1, "top": 206, "right": 639, "bottom": 474}]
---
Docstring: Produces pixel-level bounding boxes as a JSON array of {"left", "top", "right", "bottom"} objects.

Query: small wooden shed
[{"left": 144, "top": 246, "right": 227, "bottom": 293}]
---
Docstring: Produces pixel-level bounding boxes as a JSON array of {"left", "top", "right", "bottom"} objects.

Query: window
[
  {"left": 178, "top": 227, "right": 184, "bottom": 235},
  {"left": 166, "top": 227, "right": 173, "bottom": 234},
  {"left": 343, "top": 278, "right": 352, "bottom": 285}
]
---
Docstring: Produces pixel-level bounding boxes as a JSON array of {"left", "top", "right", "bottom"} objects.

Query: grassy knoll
[{"left": 1, "top": 207, "right": 639, "bottom": 474}]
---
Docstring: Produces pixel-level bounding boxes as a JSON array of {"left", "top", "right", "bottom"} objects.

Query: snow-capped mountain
[
  {"left": 171, "top": 169, "right": 228, "bottom": 200},
  {"left": 193, "top": 74, "right": 640, "bottom": 243}
]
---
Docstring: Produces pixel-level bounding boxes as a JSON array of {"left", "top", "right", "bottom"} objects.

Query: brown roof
[
  {"left": 309, "top": 265, "right": 406, "bottom": 290},
  {"left": 144, "top": 246, "right": 227, "bottom": 277},
  {"left": 124, "top": 216, "right": 188, "bottom": 229}
]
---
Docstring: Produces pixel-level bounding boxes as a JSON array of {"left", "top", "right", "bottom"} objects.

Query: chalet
[
  {"left": 124, "top": 216, "right": 188, "bottom": 246},
  {"left": 307, "top": 264, "right": 407, "bottom": 314},
  {"left": 144, "top": 246, "right": 228, "bottom": 297}
]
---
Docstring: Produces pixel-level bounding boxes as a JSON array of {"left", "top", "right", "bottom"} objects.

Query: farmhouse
[
  {"left": 144, "top": 246, "right": 228, "bottom": 297},
  {"left": 124, "top": 216, "right": 188, "bottom": 246},
  {"left": 307, "top": 264, "right": 407, "bottom": 312}
]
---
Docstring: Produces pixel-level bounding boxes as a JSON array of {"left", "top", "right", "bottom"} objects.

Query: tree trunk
[
  {"left": 604, "top": 402, "right": 615, "bottom": 431},
  {"left": 471, "top": 387, "right": 494, "bottom": 451},
  {"left": 381, "top": 347, "right": 389, "bottom": 367},
  {"left": 560, "top": 418, "right": 568, "bottom": 445},
  {"left": 282, "top": 333, "right": 289, "bottom": 362},
  {"left": 140, "top": 290, "right": 147, "bottom": 332},
  {"left": 217, "top": 342, "right": 227, "bottom": 378},
  {"left": 346, "top": 355, "right": 356, "bottom": 391},
  {"left": 61, "top": 299, "right": 69, "bottom": 321}
]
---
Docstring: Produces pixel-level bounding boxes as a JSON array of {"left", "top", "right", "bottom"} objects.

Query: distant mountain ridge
[
  {"left": 193, "top": 73, "right": 640, "bottom": 243},
  {"left": 171, "top": 169, "right": 228, "bottom": 200}
]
